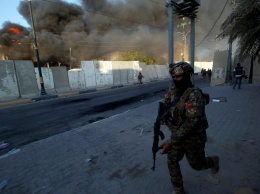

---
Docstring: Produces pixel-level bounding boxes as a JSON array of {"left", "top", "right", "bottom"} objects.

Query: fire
[{"left": 9, "top": 27, "right": 21, "bottom": 34}]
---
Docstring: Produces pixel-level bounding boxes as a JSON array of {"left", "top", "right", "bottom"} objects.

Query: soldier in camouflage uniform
[{"left": 160, "top": 62, "right": 219, "bottom": 194}]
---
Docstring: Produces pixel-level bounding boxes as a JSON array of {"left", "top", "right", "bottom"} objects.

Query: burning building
[{"left": 0, "top": 0, "right": 233, "bottom": 66}]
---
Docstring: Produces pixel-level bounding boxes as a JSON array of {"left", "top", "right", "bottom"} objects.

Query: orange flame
[{"left": 9, "top": 27, "right": 21, "bottom": 34}]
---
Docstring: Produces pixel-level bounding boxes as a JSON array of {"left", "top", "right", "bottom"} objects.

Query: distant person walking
[
  {"left": 201, "top": 68, "right": 206, "bottom": 79},
  {"left": 233, "top": 63, "right": 245, "bottom": 89},
  {"left": 206, "top": 68, "right": 212, "bottom": 80},
  {"left": 138, "top": 72, "right": 144, "bottom": 85}
]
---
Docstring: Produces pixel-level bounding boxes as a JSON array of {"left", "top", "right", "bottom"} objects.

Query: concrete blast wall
[
  {"left": 35, "top": 68, "right": 55, "bottom": 93},
  {"left": 50, "top": 66, "right": 71, "bottom": 93},
  {"left": 14, "top": 60, "right": 38, "bottom": 97},
  {"left": 2, "top": 58, "right": 259, "bottom": 100},
  {"left": 81, "top": 61, "right": 96, "bottom": 88},
  {"left": 0, "top": 60, "right": 19, "bottom": 99},
  {"left": 68, "top": 69, "right": 86, "bottom": 90},
  {"left": 111, "top": 61, "right": 121, "bottom": 86},
  {"left": 0, "top": 60, "right": 39, "bottom": 100},
  {"left": 111, "top": 61, "right": 139, "bottom": 85},
  {"left": 211, "top": 50, "right": 228, "bottom": 86},
  {"left": 127, "top": 61, "right": 139, "bottom": 83},
  {"left": 93, "top": 61, "right": 113, "bottom": 87}
]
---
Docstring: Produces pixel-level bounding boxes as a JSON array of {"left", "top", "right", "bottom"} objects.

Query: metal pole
[
  {"left": 182, "top": 31, "right": 184, "bottom": 61},
  {"left": 226, "top": 39, "right": 232, "bottom": 83},
  {"left": 166, "top": 0, "right": 174, "bottom": 64},
  {"left": 28, "top": 0, "right": 47, "bottom": 95},
  {"left": 70, "top": 47, "right": 72, "bottom": 70},
  {"left": 166, "top": 0, "right": 174, "bottom": 89},
  {"left": 190, "top": 17, "right": 195, "bottom": 84}
]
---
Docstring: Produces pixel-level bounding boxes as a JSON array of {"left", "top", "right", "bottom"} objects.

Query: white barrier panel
[
  {"left": 126, "top": 61, "right": 139, "bottom": 83},
  {"left": 119, "top": 61, "right": 128, "bottom": 84},
  {"left": 0, "top": 60, "right": 19, "bottom": 98},
  {"left": 211, "top": 50, "right": 228, "bottom": 86},
  {"left": 14, "top": 60, "right": 38, "bottom": 97},
  {"left": 111, "top": 61, "right": 121, "bottom": 85},
  {"left": 150, "top": 65, "right": 158, "bottom": 79},
  {"left": 117, "top": 61, "right": 139, "bottom": 84},
  {"left": 161, "top": 65, "right": 170, "bottom": 79},
  {"left": 154, "top": 65, "right": 164, "bottom": 79},
  {"left": 130, "top": 61, "right": 140, "bottom": 83},
  {"left": 68, "top": 69, "right": 86, "bottom": 90},
  {"left": 94, "top": 61, "right": 113, "bottom": 87},
  {"left": 35, "top": 67, "right": 55, "bottom": 92},
  {"left": 146, "top": 65, "right": 155, "bottom": 80},
  {"left": 81, "top": 61, "right": 96, "bottom": 88},
  {"left": 50, "top": 66, "right": 71, "bottom": 92}
]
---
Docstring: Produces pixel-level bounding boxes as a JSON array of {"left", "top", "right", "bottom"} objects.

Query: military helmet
[{"left": 169, "top": 62, "right": 194, "bottom": 77}]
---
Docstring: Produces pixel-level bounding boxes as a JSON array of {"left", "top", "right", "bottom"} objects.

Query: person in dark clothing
[
  {"left": 233, "top": 63, "right": 245, "bottom": 89},
  {"left": 161, "top": 62, "right": 219, "bottom": 194},
  {"left": 206, "top": 68, "right": 212, "bottom": 80},
  {"left": 138, "top": 72, "right": 144, "bottom": 85}
]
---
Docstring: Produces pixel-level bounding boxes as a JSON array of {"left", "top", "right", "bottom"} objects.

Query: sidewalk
[{"left": 0, "top": 83, "right": 259, "bottom": 194}]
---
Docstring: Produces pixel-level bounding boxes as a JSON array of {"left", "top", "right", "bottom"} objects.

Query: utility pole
[
  {"left": 166, "top": 0, "right": 174, "bottom": 89},
  {"left": 70, "top": 47, "right": 72, "bottom": 70},
  {"left": 171, "top": 0, "right": 200, "bottom": 85},
  {"left": 190, "top": 17, "right": 195, "bottom": 70},
  {"left": 166, "top": 0, "right": 174, "bottom": 65},
  {"left": 28, "top": 0, "right": 47, "bottom": 95}
]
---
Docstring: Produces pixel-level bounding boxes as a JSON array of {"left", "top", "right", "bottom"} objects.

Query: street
[{"left": 0, "top": 81, "right": 170, "bottom": 155}]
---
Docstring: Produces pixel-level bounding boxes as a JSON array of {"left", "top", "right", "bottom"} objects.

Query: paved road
[
  {"left": 0, "top": 80, "right": 168, "bottom": 156},
  {"left": 0, "top": 82, "right": 259, "bottom": 194}
]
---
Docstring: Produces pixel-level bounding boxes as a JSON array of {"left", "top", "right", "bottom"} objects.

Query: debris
[
  {"left": 210, "top": 97, "right": 227, "bottom": 102},
  {"left": 233, "top": 187, "right": 254, "bottom": 194},
  {"left": 0, "top": 179, "right": 8, "bottom": 190},
  {"left": 140, "top": 127, "right": 144, "bottom": 136},
  {"left": 85, "top": 158, "right": 92, "bottom": 163},
  {"left": 131, "top": 125, "right": 145, "bottom": 136},
  {"left": 0, "top": 142, "right": 10, "bottom": 150},
  {"left": 203, "top": 174, "right": 219, "bottom": 185}
]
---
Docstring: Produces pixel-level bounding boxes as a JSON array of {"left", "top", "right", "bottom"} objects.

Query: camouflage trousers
[{"left": 167, "top": 132, "right": 212, "bottom": 189}]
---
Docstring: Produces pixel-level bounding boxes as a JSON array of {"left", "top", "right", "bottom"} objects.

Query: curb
[
  {"left": 0, "top": 99, "right": 32, "bottom": 107},
  {"left": 0, "top": 80, "right": 158, "bottom": 108}
]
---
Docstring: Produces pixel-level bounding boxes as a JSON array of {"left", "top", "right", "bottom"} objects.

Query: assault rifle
[
  {"left": 151, "top": 95, "right": 182, "bottom": 171},
  {"left": 151, "top": 102, "right": 165, "bottom": 171}
]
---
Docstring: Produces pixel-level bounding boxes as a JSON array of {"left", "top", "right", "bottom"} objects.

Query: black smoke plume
[{"left": 0, "top": 0, "right": 232, "bottom": 66}]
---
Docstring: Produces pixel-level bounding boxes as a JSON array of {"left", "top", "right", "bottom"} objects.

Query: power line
[{"left": 195, "top": 0, "right": 229, "bottom": 47}]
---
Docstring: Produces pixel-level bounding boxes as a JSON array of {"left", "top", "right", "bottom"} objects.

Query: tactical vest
[{"left": 235, "top": 66, "right": 243, "bottom": 76}]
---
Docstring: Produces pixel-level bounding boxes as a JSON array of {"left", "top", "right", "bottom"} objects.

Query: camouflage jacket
[{"left": 162, "top": 86, "right": 209, "bottom": 144}]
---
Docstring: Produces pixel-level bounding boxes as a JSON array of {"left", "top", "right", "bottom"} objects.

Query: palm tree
[{"left": 220, "top": 0, "right": 260, "bottom": 63}]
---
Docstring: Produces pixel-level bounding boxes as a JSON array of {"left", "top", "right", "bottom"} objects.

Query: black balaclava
[{"left": 174, "top": 73, "right": 193, "bottom": 95}]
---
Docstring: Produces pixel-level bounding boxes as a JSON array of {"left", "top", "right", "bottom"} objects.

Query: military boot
[
  {"left": 172, "top": 187, "right": 185, "bottom": 194},
  {"left": 211, "top": 155, "right": 219, "bottom": 174}
]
